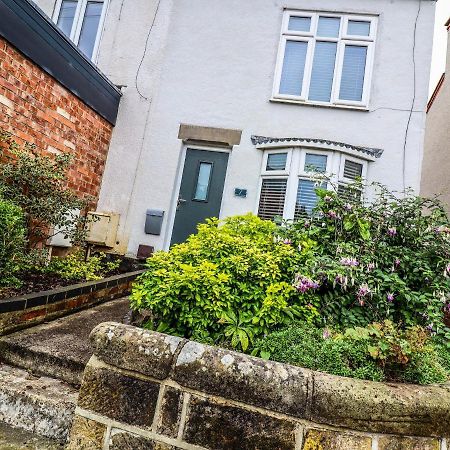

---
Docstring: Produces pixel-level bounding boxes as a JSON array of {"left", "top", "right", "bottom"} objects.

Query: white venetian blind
[
  {"left": 78, "top": 1, "right": 103, "bottom": 59},
  {"left": 295, "top": 180, "right": 326, "bottom": 218},
  {"left": 339, "top": 45, "right": 368, "bottom": 102},
  {"left": 258, "top": 179, "right": 287, "bottom": 221},
  {"left": 343, "top": 159, "right": 363, "bottom": 180},
  {"left": 57, "top": 0, "right": 77, "bottom": 37},
  {"left": 266, "top": 153, "right": 287, "bottom": 171},
  {"left": 308, "top": 42, "right": 337, "bottom": 102},
  {"left": 279, "top": 41, "right": 308, "bottom": 96},
  {"left": 304, "top": 154, "right": 327, "bottom": 173}
]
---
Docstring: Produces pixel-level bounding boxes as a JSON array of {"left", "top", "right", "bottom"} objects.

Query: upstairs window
[
  {"left": 273, "top": 11, "right": 377, "bottom": 107},
  {"left": 53, "top": 0, "right": 107, "bottom": 61}
]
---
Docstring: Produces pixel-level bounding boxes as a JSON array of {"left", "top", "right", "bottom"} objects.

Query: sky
[{"left": 429, "top": 0, "right": 450, "bottom": 97}]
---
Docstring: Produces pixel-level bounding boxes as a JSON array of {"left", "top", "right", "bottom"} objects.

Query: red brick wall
[{"left": 0, "top": 37, "right": 114, "bottom": 201}]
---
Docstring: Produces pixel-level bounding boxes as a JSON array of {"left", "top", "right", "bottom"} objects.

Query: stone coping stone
[
  {"left": 90, "top": 322, "right": 185, "bottom": 380},
  {"left": 89, "top": 322, "right": 450, "bottom": 437},
  {"left": 0, "top": 270, "right": 145, "bottom": 314}
]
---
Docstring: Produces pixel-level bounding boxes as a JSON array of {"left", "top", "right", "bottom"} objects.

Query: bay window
[
  {"left": 273, "top": 11, "right": 377, "bottom": 107},
  {"left": 257, "top": 148, "right": 367, "bottom": 221},
  {"left": 53, "top": 0, "right": 107, "bottom": 61}
]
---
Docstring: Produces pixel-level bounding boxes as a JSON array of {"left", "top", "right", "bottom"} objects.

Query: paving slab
[
  {"left": 0, "top": 421, "right": 64, "bottom": 450},
  {"left": 0, "top": 298, "right": 130, "bottom": 386}
]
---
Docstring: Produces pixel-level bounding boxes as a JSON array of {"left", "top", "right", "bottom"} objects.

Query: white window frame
[
  {"left": 338, "top": 154, "right": 368, "bottom": 184},
  {"left": 52, "top": 0, "right": 108, "bottom": 62},
  {"left": 261, "top": 148, "right": 293, "bottom": 175},
  {"left": 272, "top": 10, "right": 378, "bottom": 109},
  {"left": 256, "top": 148, "right": 368, "bottom": 220}
]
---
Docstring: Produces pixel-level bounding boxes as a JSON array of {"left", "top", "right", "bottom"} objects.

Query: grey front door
[{"left": 171, "top": 149, "right": 229, "bottom": 245}]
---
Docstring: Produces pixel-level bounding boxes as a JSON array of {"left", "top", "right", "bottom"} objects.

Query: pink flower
[
  {"left": 344, "top": 203, "right": 353, "bottom": 211},
  {"left": 387, "top": 227, "right": 397, "bottom": 237},
  {"left": 327, "top": 210, "right": 338, "bottom": 219},
  {"left": 386, "top": 292, "right": 395, "bottom": 302},
  {"left": 283, "top": 239, "right": 292, "bottom": 245},
  {"left": 294, "top": 275, "right": 319, "bottom": 293},
  {"left": 341, "top": 257, "right": 359, "bottom": 267},
  {"left": 435, "top": 226, "right": 450, "bottom": 234},
  {"left": 357, "top": 284, "right": 371, "bottom": 298},
  {"left": 445, "top": 263, "right": 450, "bottom": 276},
  {"left": 322, "top": 329, "right": 331, "bottom": 339}
]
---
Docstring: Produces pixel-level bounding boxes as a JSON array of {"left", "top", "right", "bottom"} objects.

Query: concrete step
[
  {"left": 0, "top": 297, "right": 130, "bottom": 386},
  {"left": 0, "top": 419, "right": 64, "bottom": 449},
  {"left": 0, "top": 364, "right": 77, "bottom": 443}
]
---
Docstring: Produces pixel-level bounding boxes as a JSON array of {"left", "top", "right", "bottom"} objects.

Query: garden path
[
  {"left": 0, "top": 297, "right": 130, "bottom": 386},
  {"left": 0, "top": 297, "right": 131, "bottom": 447}
]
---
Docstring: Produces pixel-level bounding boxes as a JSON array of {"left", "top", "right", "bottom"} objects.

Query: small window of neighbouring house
[
  {"left": 54, "top": 0, "right": 106, "bottom": 61},
  {"left": 274, "top": 11, "right": 377, "bottom": 107}
]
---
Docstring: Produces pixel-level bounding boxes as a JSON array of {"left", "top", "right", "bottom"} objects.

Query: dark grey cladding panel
[
  {"left": 0, "top": 0, "right": 121, "bottom": 125},
  {"left": 251, "top": 135, "right": 384, "bottom": 159}
]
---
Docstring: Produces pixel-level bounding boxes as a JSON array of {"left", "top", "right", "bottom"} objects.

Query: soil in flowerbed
[{"left": 0, "top": 257, "right": 144, "bottom": 300}]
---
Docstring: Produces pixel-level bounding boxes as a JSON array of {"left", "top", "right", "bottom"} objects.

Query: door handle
[{"left": 177, "top": 196, "right": 187, "bottom": 208}]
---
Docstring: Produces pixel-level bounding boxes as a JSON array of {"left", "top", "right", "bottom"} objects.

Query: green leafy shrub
[
  {"left": 0, "top": 199, "right": 26, "bottom": 287},
  {"left": 0, "top": 130, "right": 92, "bottom": 248},
  {"left": 42, "top": 251, "right": 120, "bottom": 281},
  {"left": 277, "top": 181, "right": 450, "bottom": 339},
  {"left": 256, "top": 320, "right": 449, "bottom": 384},
  {"left": 131, "top": 215, "right": 319, "bottom": 350}
]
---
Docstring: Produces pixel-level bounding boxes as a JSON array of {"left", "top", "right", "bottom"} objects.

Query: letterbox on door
[{"left": 145, "top": 209, "right": 164, "bottom": 235}]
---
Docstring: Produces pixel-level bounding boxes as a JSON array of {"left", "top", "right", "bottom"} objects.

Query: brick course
[{"left": 0, "top": 37, "right": 113, "bottom": 200}]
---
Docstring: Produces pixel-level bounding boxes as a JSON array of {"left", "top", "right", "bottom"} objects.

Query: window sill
[{"left": 269, "top": 97, "right": 370, "bottom": 112}]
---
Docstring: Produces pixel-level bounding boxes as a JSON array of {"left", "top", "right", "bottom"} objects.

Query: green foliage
[
  {"left": 42, "top": 251, "right": 120, "bottom": 281},
  {"left": 131, "top": 215, "right": 319, "bottom": 351},
  {"left": 0, "top": 130, "right": 91, "bottom": 248},
  {"left": 256, "top": 321, "right": 449, "bottom": 384},
  {"left": 277, "top": 180, "right": 450, "bottom": 338},
  {"left": 0, "top": 199, "right": 26, "bottom": 287}
]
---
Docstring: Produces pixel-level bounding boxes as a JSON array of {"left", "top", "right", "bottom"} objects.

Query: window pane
[
  {"left": 266, "top": 153, "right": 287, "bottom": 171},
  {"left": 258, "top": 179, "right": 287, "bottom": 221},
  {"left": 348, "top": 20, "right": 371, "bottom": 36},
  {"left": 338, "top": 184, "right": 362, "bottom": 202},
  {"left": 308, "top": 41, "right": 337, "bottom": 102},
  {"left": 317, "top": 17, "right": 341, "bottom": 38},
  {"left": 339, "top": 45, "right": 368, "bottom": 101},
  {"left": 78, "top": 1, "right": 103, "bottom": 59},
  {"left": 194, "top": 162, "right": 212, "bottom": 201},
  {"left": 288, "top": 16, "right": 311, "bottom": 32},
  {"left": 279, "top": 41, "right": 308, "bottom": 96},
  {"left": 295, "top": 180, "right": 326, "bottom": 218},
  {"left": 343, "top": 159, "right": 363, "bottom": 179},
  {"left": 57, "top": 0, "right": 77, "bottom": 37},
  {"left": 304, "top": 154, "right": 327, "bottom": 173}
]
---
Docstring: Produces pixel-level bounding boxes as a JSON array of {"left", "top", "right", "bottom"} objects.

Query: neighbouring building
[
  {"left": 31, "top": 0, "right": 436, "bottom": 256},
  {"left": 0, "top": 0, "right": 120, "bottom": 208},
  {"left": 421, "top": 18, "right": 450, "bottom": 209}
]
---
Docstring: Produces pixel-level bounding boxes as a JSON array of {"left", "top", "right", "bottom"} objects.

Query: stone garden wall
[{"left": 68, "top": 322, "right": 450, "bottom": 450}]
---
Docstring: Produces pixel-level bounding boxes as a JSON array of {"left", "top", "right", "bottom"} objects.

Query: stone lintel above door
[{"left": 178, "top": 124, "right": 242, "bottom": 148}]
